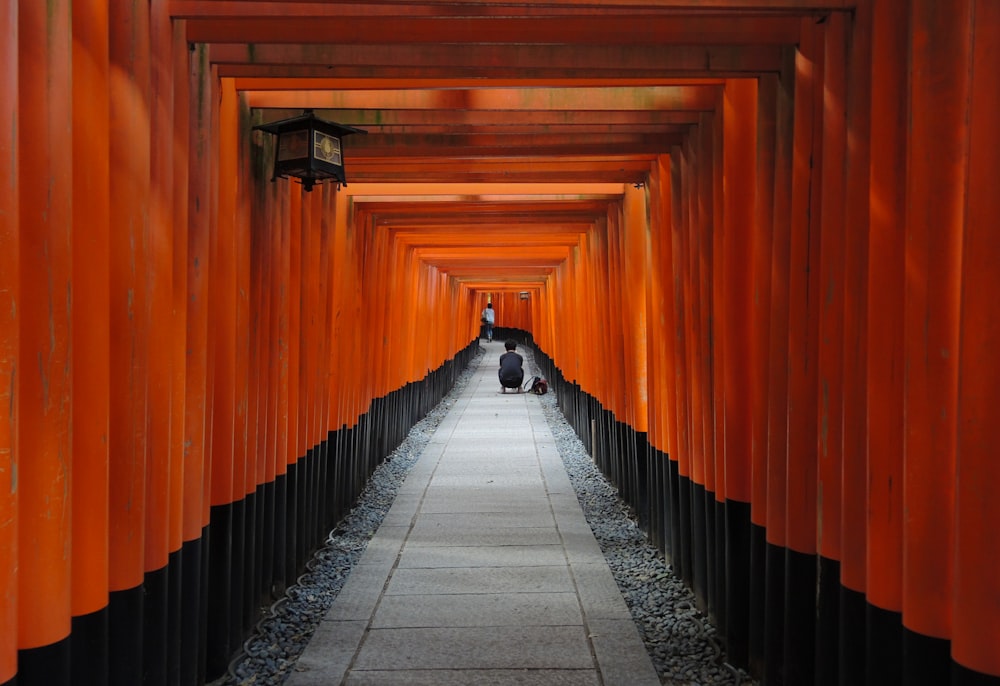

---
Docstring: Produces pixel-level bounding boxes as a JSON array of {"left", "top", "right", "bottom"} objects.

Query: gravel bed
[{"left": 220, "top": 343, "right": 754, "bottom": 686}]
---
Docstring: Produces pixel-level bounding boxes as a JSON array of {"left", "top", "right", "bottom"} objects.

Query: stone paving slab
[
  {"left": 370, "top": 591, "right": 582, "bottom": 628},
  {"left": 287, "top": 346, "right": 659, "bottom": 686},
  {"left": 343, "top": 669, "right": 601, "bottom": 686},
  {"left": 385, "top": 565, "right": 574, "bottom": 595},
  {"left": 398, "top": 544, "right": 567, "bottom": 568},
  {"left": 352, "top": 626, "right": 595, "bottom": 671}
]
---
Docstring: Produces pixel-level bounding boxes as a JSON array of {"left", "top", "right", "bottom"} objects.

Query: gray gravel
[{"left": 221, "top": 343, "right": 755, "bottom": 686}]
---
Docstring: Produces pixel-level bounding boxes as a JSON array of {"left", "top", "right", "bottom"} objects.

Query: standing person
[
  {"left": 498, "top": 339, "right": 524, "bottom": 393},
  {"left": 480, "top": 302, "right": 495, "bottom": 342}
]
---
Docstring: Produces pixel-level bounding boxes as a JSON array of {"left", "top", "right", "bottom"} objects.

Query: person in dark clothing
[{"left": 498, "top": 339, "right": 524, "bottom": 392}]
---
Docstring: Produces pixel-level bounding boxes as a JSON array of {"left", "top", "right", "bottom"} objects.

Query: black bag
[
  {"left": 529, "top": 376, "right": 548, "bottom": 395},
  {"left": 481, "top": 316, "right": 489, "bottom": 324}
]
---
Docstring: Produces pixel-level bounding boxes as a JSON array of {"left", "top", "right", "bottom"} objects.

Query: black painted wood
[
  {"left": 784, "top": 547, "right": 817, "bottom": 685},
  {"left": 108, "top": 584, "right": 143, "bottom": 686},
  {"left": 866, "top": 603, "right": 902, "bottom": 686},
  {"left": 815, "top": 556, "right": 840, "bottom": 686},
  {"left": 903, "top": 626, "right": 950, "bottom": 686},
  {"left": 18, "top": 637, "right": 70, "bottom": 686},
  {"left": 724, "top": 499, "right": 751, "bottom": 667},
  {"left": 70, "top": 606, "right": 108, "bottom": 686},
  {"left": 142, "top": 564, "right": 169, "bottom": 686}
]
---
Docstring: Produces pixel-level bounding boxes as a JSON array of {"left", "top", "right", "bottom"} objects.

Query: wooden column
[
  {"left": 839, "top": 3, "right": 873, "bottom": 684},
  {"left": 0, "top": 1, "right": 17, "bottom": 681},
  {"left": 747, "top": 72, "right": 776, "bottom": 680},
  {"left": 722, "top": 77, "right": 757, "bottom": 667},
  {"left": 181, "top": 42, "right": 212, "bottom": 686},
  {"left": 17, "top": 2, "right": 74, "bottom": 684},
  {"left": 108, "top": 1, "right": 152, "bottom": 681},
  {"left": 902, "top": 0, "right": 972, "bottom": 683},
  {"left": 953, "top": 3, "right": 1000, "bottom": 681},
  {"left": 815, "top": 12, "right": 848, "bottom": 685},
  {"left": 763, "top": 48, "right": 795, "bottom": 686},
  {"left": 70, "top": 1, "right": 111, "bottom": 682},
  {"left": 867, "top": 0, "right": 909, "bottom": 682}
]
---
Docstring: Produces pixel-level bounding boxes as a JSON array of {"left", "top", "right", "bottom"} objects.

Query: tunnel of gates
[{"left": 3, "top": 2, "right": 1000, "bottom": 686}]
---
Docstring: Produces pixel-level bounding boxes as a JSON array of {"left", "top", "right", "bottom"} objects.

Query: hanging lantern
[{"left": 253, "top": 109, "right": 366, "bottom": 192}]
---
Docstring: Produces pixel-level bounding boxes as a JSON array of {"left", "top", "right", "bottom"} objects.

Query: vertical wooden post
[
  {"left": 722, "top": 77, "right": 757, "bottom": 667},
  {"left": 748, "top": 72, "right": 776, "bottom": 680},
  {"left": 181, "top": 42, "right": 212, "bottom": 686},
  {"left": 108, "top": 1, "right": 151, "bottom": 682},
  {"left": 70, "top": 0, "right": 111, "bottom": 682},
  {"left": 815, "top": 12, "right": 848, "bottom": 685},
  {"left": 17, "top": 1, "right": 74, "bottom": 683},
  {"left": 0, "top": 1, "right": 16, "bottom": 683},
  {"left": 867, "top": 0, "right": 909, "bottom": 681},
  {"left": 839, "top": 5, "right": 872, "bottom": 685},
  {"left": 953, "top": 2, "right": 1000, "bottom": 681},
  {"left": 783, "top": 19, "right": 824, "bottom": 685},
  {"left": 903, "top": 0, "right": 972, "bottom": 682},
  {"left": 168, "top": 15, "right": 191, "bottom": 685},
  {"left": 145, "top": 4, "right": 177, "bottom": 683},
  {"left": 764, "top": 48, "right": 795, "bottom": 686}
]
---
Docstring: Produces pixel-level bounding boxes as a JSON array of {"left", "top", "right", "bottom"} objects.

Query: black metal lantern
[{"left": 253, "top": 109, "right": 366, "bottom": 192}]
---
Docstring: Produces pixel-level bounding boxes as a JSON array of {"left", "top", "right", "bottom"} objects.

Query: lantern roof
[{"left": 253, "top": 109, "right": 367, "bottom": 138}]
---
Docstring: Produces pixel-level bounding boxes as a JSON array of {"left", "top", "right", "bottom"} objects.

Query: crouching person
[{"left": 498, "top": 339, "right": 524, "bottom": 393}]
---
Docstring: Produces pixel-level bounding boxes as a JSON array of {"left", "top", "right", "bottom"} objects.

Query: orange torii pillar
[
  {"left": 866, "top": 0, "right": 909, "bottom": 682},
  {"left": 763, "top": 49, "right": 794, "bottom": 686},
  {"left": 16, "top": 3, "right": 74, "bottom": 685},
  {"left": 815, "top": 12, "right": 848, "bottom": 686},
  {"left": 783, "top": 18, "right": 825, "bottom": 685},
  {"left": 747, "top": 72, "right": 777, "bottom": 679},
  {"left": 838, "top": 2, "right": 873, "bottom": 683},
  {"left": 71, "top": 1, "right": 112, "bottom": 683},
  {"left": 108, "top": 2, "right": 153, "bottom": 684},
  {"left": 902, "top": 0, "right": 971, "bottom": 683},
  {"left": 181, "top": 41, "right": 213, "bottom": 686},
  {"left": 954, "top": 5, "right": 1000, "bottom": 683},
  {"left": 721, "top": 77, "right": 757, "bottom": 668},
  {"left": 645, "top": 155, "right": 674, "bottom": 560},
  {"left": 0, "top": 0, "right": 17, "bottom": 681}
]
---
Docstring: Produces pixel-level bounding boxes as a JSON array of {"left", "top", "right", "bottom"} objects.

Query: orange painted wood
[
  {"left": 765, "top": 52, "right": 795, "bottom": 549},
  {"left": 652, "top": 155, "right": 678, "bottom": 462},
  {"left": 183, "top": 14, "right": 802, "bottom": 46},
  {"left": 952, "top": 0, "right": 1000, "bottom": 675},
  {"left": 146, "top": 0, "right": 177, "bottom": 573},
  {"left": 285, "top": 189, "right": 301, "bottom": 466},
  {"left": 108, "top": 0, "right": 152, "bottom": 591},
  {"left": 839, "top": 0, "right": 873, "bottom": 598},
  {"left": 17, "top": 0, "right": 74, "bottom": 648},
  {"left": 722, "top": 78, "right": 757, "bottom": 505},
  {"left": 750, "top": 74, "right": 777, "bottom": 530},
  {"left": 171, "top": 0, "right": 846, "bottom": 13},
  {"left": 784, "top": 18, "right": 823, "bottom": 557},
  {"left": 710, "top": 106, "right": 724, "bottom": 505},
  {"left": 275, "top": 188, "right": 291, "bottom": 477},
  {"left": 696, "top": 115, "right": 715, "bottom": 494},
  {"left": 624, "top": 187, "right": 650, "bottom": 434},
  {"left": 184, "top": 44, "right": 213, "bottom": 541},
  {"left": 170, "top": 17, "right": 191, "bottom": 554},
  {"left": 0, "top": 0, "right": 17, "bottom": 677},
  {"left": 670, "top": 148, "right": 692, "bottom": 480},
  {"left": 902, "top": 0, "right": 971, "bottom": 641},
  {"left": 245, "top": 86, "right": 721, "bottom": 114},
  {"left": 866, "top": 0, "right": 908, "bottom": 614},
  {"left": 210, "top": 78, "right": 238, "bottom": 507},
  {"left": 816, "top": 11, "right": 847, "bottom": 563},
  {"left": 71, "top": 0, "right": 111, "bottom": 617},
  {"left": 234, "top": 98, "right": 253, "bottom": 502}
]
